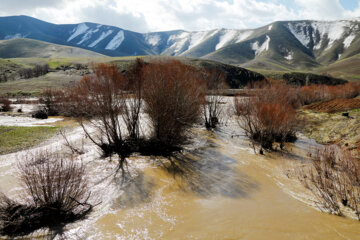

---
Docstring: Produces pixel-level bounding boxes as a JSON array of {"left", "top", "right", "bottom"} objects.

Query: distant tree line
[{"left": 18, "top": 64, "right": 49, "bottom": 79}]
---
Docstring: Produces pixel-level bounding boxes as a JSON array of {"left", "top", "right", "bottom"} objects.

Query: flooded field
[{"left": 1, "top": 100, "right": 360, "bottom": 239}]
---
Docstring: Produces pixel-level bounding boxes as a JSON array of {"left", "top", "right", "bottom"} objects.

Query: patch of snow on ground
[
  {"left": 284, "top": 51, "right": 293, "bottom": 61},
  {"left": 67, "top": 23, "right": 89, "bottom": 42},
  {"left": 145, "top": 34, "right": 161, "bottom": 46},
  {"left": 0, "top": 116, "right": 62, "bottom": 127},
  {"left": 268, "top": 25, "right": 273, "bottom": 31},
  {"left": 105, "top": 31, "right": 125, "bottom": 50},
  {"left": 287, "top": 23, "right": 311, "bottom": 48},
  {"left": 88, "top": 30, "right": 113, "bottom": 48},
  {"left": 343, "top": 34, "right": 356, "bottom": 48},
  {"left": 4, "top": 33, "right": 24, "bottom": 40},
  {"left": 251, "top": 35, "right": 270, "bottom": 56}
]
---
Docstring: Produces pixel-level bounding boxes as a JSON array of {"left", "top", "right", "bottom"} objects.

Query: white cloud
[
  {"left": 294, "top": 0, "right": 360, "bottom": 20},
  {"left": 0, "top": 0, "right": 359, "bottom": 32}
]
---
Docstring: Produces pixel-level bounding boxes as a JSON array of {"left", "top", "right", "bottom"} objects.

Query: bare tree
[
  {"left": 69, "top": 63, "right": 130, "bottom": 171},
  {"left": 122, "top": 58, "right": 145, "bottom": 140},
  {"left": 201, "top": 68, "right": 227, "bottom": 129}
]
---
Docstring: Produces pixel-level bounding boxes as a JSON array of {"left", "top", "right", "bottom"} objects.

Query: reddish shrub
[
  {"left": 235, "top": 83, "right": 297, "bottom": 150},
  {"left": 142, "top": 59, "right": 205, "bottom": 146}
]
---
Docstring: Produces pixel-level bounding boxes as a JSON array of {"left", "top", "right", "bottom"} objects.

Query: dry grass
[{"left": 305, "top": 98, "right": 360, "bottom": 113}]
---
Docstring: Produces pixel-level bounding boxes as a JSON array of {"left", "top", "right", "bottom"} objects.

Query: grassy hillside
[
  {"left": 0, "top": 38, "right": 105, "bottom": 58},
  {"left": 0, "top": 56, "right": 265, "bottom": 96},
  {"left": 315, "top": 53, "right": 360, "bottom": 81}
]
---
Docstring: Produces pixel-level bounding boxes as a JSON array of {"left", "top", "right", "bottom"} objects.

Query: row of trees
[
  {"left": 39, "top": 59, "right": 227, "bottom": 172},
  {"left": 18, "top": 64, "right": 49, "bottom": 79}
]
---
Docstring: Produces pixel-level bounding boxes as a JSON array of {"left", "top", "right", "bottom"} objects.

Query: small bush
[
  {"left": 32, "top": 109, "right": 48, "bottom": 119},
  {"left": 0, "top": 98, "right": 11, "bottom": 112},
  {"left": 40, "top": 88, "right": 65, "bottom": 116},
  {"left": 202, "top": 68, "right": 228, "bottom": 129},
  {"left": 300, "top": 145, "right": 360, "bottom": 219},
  {"left": 235, "top": 83, "right": 297, "bottom": 150},
  {"left": 0, "top": 152, "right": 92, "bottom": 237}
]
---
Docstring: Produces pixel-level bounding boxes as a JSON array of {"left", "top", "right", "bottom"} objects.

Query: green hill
[{"left": 0, "top": 38, "right": 104, "bottom": 58}]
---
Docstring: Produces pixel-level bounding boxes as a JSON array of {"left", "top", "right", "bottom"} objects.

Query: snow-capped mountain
[{"left": 0, "top": 15, "right": 360, "bottom": 70}]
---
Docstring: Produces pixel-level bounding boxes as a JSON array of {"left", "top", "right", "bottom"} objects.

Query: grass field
[
  {"left": 298, "top": 107, "right": 360, "bottom": 156},
  {"left": 0, "top": 126, "right": 58, "bottom": 154}
]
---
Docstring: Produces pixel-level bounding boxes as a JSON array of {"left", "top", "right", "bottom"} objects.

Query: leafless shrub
[
  {"left": 300, "top": 145, "right": 360, "bottom": 219},
  {"left": 66, "top": 63, "right": 133, "bottom": 172},
  {"left": 40, "top": 88, "right": 65, "bottom": 116},
  {"left": 0, "top": 97, "right": 11, "bottom": 112},
  {"left": 0, "top": 152, "right": 93, "bottom": 237},
  {"left": 18, "top": 64, "right": 49, "bottom": 79},
  {"left": 122, "top": 58, "right": 145, "bottom": 140},
  {"left": 142, "top": 59, "right": 205, "bottom": 147},
  {"left": 202, "top": 68, "right": 228, "bottom": 129},
  {"left": 60, "top": 129, "right": 85, "bottom": 155},
  {"left": 234, "top": 83, "right": 298, "bottom": 151}
]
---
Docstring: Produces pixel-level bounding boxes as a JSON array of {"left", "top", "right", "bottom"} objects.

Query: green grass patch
[{"left": 0, "top": 126, "right": 58, "bottom": 154}]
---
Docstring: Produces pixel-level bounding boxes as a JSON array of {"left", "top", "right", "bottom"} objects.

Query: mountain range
[{"left": 0, "top": 15, "right": 360, "bottom": 71}]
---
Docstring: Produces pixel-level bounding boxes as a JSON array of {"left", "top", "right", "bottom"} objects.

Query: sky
[{"left": 0, "top": 0, "right": 359, "bottom": 33}]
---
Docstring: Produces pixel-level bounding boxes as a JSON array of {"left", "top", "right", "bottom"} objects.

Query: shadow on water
[
  {"left": 112, "top": 172, "right": 155, "bottom": 209},
  {"left": 159, "top": 133, "right": 259, "bottom": 199},
  {"left": 107, "top": 129, "right": 259, "bottom": 210}
]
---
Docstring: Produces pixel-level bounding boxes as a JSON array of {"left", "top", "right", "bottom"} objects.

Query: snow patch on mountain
[
  {"left": 88, "top": 30, "right": 113, "bottom": 48},
  {"left": 105, "top": 31, "right": 125, "bottom": 50},
  {"left": 67, "top": 23, "right": 89, "bottom": 42},
  {"left": 311, "top": 21, "right": 349, "bottom": 50},
  {"left": 167, "top": 32, "right": 190, "bottom": 54},
  {"left": 216, "top": 30, "right": 238, "bottom": 50},
  {"left": 284, "top": 51, "right": 293, "bottom": 61},
  {"left": 215, "top": 30, "right": 253, "bottom": 50},
  {"left": 189, "top": 31, "right": 210, "bottom": 49},
  {"left": 343, "top": 34, "right": 356, "bottom": 48},
  {"left": 4, "top": 33, "right": 24, "bottom": 40},
  {"left": 235, "top": 31, "right": 253, "bottom": 43},
  {"left": 77, "top": 28, "right": 100, "bottom": 45},
  {"left": 287, "top": 23, "right": 311, "bottom": 48},
  {"left": 145, "top": 34, "right": 161, "bottom": 46},
  {"left": 268, "top": 25, "right": 273, "bottom": 31},
  {"left": 251, "top": 35, "right": 270, "bottom": 56}
]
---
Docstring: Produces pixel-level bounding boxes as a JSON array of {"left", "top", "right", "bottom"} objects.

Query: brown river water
[{"left": 1, "top": 113, "right": 360, "bottom": 239}]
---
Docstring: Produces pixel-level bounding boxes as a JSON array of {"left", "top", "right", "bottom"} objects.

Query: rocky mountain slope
[{"left": 1, "top": 15, "right": 359, "bottom": 71}]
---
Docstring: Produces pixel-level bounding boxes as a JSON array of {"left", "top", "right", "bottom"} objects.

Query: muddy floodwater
[{"left": 1, "top": 107, "right": 360, "bottom": 239}]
